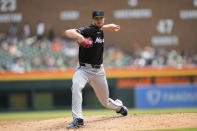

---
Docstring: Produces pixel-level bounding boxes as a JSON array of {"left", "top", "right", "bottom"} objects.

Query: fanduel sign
[{"left": 135, "top": 85, "right": 197, "bottom": 109}]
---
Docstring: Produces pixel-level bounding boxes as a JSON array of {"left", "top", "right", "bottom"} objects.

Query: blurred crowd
[{"left": 0, "top": 23, "right": 197, "bottom": 73}]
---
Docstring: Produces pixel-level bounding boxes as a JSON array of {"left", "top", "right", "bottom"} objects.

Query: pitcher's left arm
[{"left": 101, "top": 24, "right": 120, "bottom": 31}]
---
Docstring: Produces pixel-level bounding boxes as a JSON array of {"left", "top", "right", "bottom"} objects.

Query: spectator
[
  {"left": 0, "top": 28, "right": 197, "bottom": 72},
  {"left": 48, "top": 26, "right": 55, "bottom": 42},
  {"left": 23, "top": 23, "right": 31, "bottom": 38},
  {"left": 36, "top": 21, "right": 45, "bottom": 40},
  {"left": 10, "top": 57, "right": 25, "bottom": 73},
  {"left": 31, "top": 56, "right": 42, "bottom": 69},
  {"left": 51, "top": 42, "right": 61, "bottom": 52},
  {"left": 8, "top": 44, "right": 22, "bottom": 57},
  {"left": 44, "top": 54, "right": 55, "bottom": 70},
  {"left": 9, "top": 23, "right": 18, "bottom": 36},
  {"left": 140, "top": 46, "right": 155, "bottom": 66}
]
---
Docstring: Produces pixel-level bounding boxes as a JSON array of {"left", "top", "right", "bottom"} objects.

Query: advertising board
[{"left": 135, "top": 85, "right": 197, "bottom": 109}]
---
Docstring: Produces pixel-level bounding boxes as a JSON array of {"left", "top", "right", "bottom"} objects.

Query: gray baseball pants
[{"left": 71, "top": 63, "right": 122, "bottom": 119}]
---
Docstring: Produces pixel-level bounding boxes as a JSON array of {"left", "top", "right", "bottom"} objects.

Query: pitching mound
[{"left": 0, "top": 113, "right": 197, "bottom": 131}]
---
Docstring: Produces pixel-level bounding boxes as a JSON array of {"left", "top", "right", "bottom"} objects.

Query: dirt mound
[{"left": 0, "top": 113, "right": 197, "bottom": 131}]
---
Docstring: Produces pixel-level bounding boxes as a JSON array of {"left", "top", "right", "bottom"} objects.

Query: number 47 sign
[
  {"left": 151, "top": 19, "right": 178, "bottom": 46},
  {"left": 157, "top": 19, "right": 174, "bottom": 34}
]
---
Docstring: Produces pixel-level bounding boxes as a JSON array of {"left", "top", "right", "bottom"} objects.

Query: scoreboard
[{"left": 0, "top": 0, "right": 196, "bottom": 52}]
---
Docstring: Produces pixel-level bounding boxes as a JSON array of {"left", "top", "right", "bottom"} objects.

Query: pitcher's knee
[{"left": 72, "top": 82, "right": 84, "bottom": 91}]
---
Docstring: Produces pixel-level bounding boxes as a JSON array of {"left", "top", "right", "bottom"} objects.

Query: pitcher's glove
[{"left": 78, "top": 38, "right": 93, "bottom": 48}]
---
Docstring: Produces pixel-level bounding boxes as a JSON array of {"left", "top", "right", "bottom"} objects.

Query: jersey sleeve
[{"left": 76, "top": 26, "right": 91, "bottom": 38}]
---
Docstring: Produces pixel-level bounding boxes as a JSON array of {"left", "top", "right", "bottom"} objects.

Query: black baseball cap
[{"left": 92, "top": 10, "right": 104, "bottom": 18}]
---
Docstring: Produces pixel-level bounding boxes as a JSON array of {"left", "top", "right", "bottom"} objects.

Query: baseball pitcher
[{"left": 64, "top": 10, "right": 128, "bottom": 128}]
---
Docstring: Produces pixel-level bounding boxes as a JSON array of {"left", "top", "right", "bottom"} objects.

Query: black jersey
[{"left": 76, "top": 24, "right": 104, "bottom": 65}]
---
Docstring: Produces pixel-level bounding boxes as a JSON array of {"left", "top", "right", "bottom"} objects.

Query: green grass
[
  {"left": 0, "top": 108, "right": 196, "bottom": 131},
  {"left": 0, "top": 108, "right": 196, "bottom": 120}
]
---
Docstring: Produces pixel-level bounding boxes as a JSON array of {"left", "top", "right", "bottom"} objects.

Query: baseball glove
[{"left": 79, "top": 38, "right": 93, "bottom": 48}]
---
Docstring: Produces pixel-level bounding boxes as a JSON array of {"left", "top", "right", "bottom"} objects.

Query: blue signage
[{"left": 135, "top": 85, "right": 197, "bottom": 109}]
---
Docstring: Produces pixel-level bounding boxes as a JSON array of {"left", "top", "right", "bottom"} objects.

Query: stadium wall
[
  {"left": 0, "top": 67, "right": 197, "bottom": 111},
  {"left": 0, "top": 0, "right": 197, "bottom": 52}
]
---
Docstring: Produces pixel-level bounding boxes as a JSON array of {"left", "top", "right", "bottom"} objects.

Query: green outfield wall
[
  {"left": 0, "top": 72, "right": 196, "bottom": 111},
  {"left": 0, "top": 79, "right": 135, "bottom": 111}
]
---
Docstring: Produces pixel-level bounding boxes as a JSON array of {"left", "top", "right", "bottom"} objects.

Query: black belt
[{"left": 79, "top": 62, "right": 101, "bottom": 69}]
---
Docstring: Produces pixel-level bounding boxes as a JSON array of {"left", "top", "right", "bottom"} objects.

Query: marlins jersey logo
[{"left": 95, "top": 37, "right": 104, "bottom": 43}]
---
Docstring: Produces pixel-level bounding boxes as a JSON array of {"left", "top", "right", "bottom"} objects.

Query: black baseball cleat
[
  {"left": 67, "top": 118, "right": 85, "bottom": 128},
  {"left": 116, "top": 106, "right": 128, "bottom": 116}
]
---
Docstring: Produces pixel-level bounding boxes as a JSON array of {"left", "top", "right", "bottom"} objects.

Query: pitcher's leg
[
  {"left": 72, "top": 69, "right": 88, "bottom": 119},
  {"left": 89, "top": 74, "right": 121, "bottom": 112}
]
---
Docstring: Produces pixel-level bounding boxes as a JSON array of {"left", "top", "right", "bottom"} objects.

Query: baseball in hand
[
  {"left": 114, "top": 25, "right": 120, "bottom": 31},
  {"left": 114, "top": 28, "right": 120, "bottom": 31}
]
